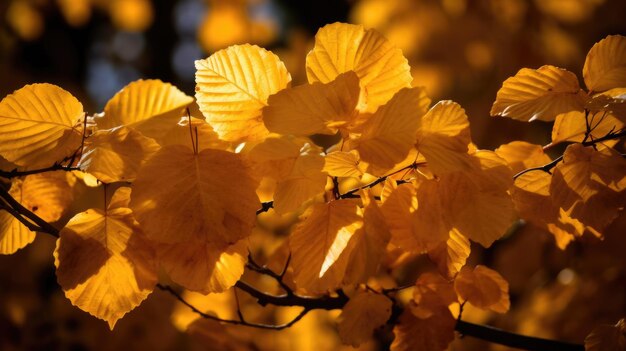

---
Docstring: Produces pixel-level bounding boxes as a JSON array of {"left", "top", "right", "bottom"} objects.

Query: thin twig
[
  {"left": 0, "top": 164, "right": 81, "bottom": 179},
  {"left": 256, "top": 201, "right": 274, "bottom": 215},
  {"left": 0, "top": 187, "right": 59, "bottom": 238},
  {"left": 339, "top": 161, "right": 423, "bottom": 199}
]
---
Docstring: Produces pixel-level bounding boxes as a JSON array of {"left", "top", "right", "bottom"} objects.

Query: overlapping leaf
[
  {"left": 0, "top": 180, "right": 34, "bottom": 254},
  {"left": 391, "top": 303, "right": 455, "bottom": 351},
  {"left": 0, "top": 84, "right": 84, "bottom": 168},
  {"left": 98, "top": 79, "right": 194, "bottom": 140},
  {"left": 338, "top": 290, "right": 392, "bottom": 347},
  {"left": 495, "top": 141, "right": 552, "bottom": 174},
  {"left": 130, "top": 145, "right": 260, "bottom": 245},
  {"left": 306, "top": 22, "right": 412, "bottom": 112},
  {"left": 454, "top": 265, "right": 510, "bottom": 313},
  {"left": 551, "top": 111, "right": 624, "bottom": 146},
  {"left": 54, "top": 188, "right": 157, "bottom": 329},
  {"left": 491, "top": 65, "right": 586, "bottom": 122},
  {"left": 195, "top": 44, "right": 291, "bottom": 142},
  {"left": 323, "top": 151, "right": 365, "bottom": 178},
  {"left": 79, "top": 126, "right": 161, "bottom": 183}
]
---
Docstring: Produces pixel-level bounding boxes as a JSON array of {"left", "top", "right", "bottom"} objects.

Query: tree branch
[
  {"left": 0, "top": 164, "right": 80, "bottom": 179},
  {"left": 339, "top": 161, "right": 424, "bottom": 199},
  {"left": 0, "top": 186, "right": 59, "bottom": 238}
]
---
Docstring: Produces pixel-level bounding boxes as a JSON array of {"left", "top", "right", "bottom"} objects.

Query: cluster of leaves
[{"left": 0, "top": 22, "right": 625, "bottom": 350}]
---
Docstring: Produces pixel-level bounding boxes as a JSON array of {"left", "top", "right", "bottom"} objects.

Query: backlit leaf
[
  {"left": 306, "top": 22, "right": 412, "bottom": 112},
  {"left": 416, "top": 100, "right": 473, "bottom": 174},
  {"left": 157, "top": 240, "right": 247, "bottom": 294},
  {"left": 264, "top": 71, "right": 361, "bottom": 136},
  {"left": 338, "top": 290, "right": 392, "bottom": 347},
  {"left": 21, "top": 171, "right": 75, "bottom": 222},
  {"left": 195, "top": 44, "right": 291, "bottom": 142},
  {"left": 0, "top": 180, "right": 34, "bottom": 254},
  {"left": 54, "top": 188, "right": 157, "bottom": 329},
  {"left": 454, "top": 265, "right": 510, "bottom": 313},
  {"left": 79, "top": 126, "right": 161, "bottom": 183},
  {"left": 584, "top": 319, "right": 626, "bottom": 351},
  {"left": 495, "top": 141, "right": 552, "bottom": 174},
  {"left": 427, "top": 230, "right": 471, "bottom": 278},
  {"left": 0, "top": 84, "right": 84, "bottom": 168},
  {"left": 491, "top": 65, "right": 586, "bottom": 122},
  {"left": 323, "top": 151, "right": 365, "bottom": 178},
  {"left": 348, "top": 87, "right": 430, "bottom": 173},
  {"left": 412, "top": 272, "right": 457, "bottom": 319},
  {"left": 99, "top": 79, "right": 194, "bottom": 140},
  {"left": 130, "top": 145, "right": 259, "bottom": 246},
  {"left": 391, "top": 304, "right": 455, "bottom": 351},
  {"left": 551, "top": 111, "right": 624, "bottom": 146},
  {"left": 289, "top": 200, "right": 362, "bottom": 293},
  {"left": 583, "top": 35, "right": 626, "bottom": 92}
]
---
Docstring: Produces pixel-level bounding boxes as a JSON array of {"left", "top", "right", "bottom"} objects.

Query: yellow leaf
[
  {"left": 306, "top": 22, "right": 412, "bottom": 112},
  {"left": 153, "top": 116, "right": 229, "bottom": 151},
  {"left": 349, "top": 87, "right": 430, "bottom": 172},
  {"left": 98, "top": 79, "right": 194, "bottom": 140},
  {"left": 585, "top": 89, "right": 626, "bottom": 124},
  {"left": 427, "top": 230, "right": 471, "bottom": 278},
  {"left": 54, "top": 189, "right": 157, "bottom": 329},
  {"left": 263, "top": 72, "right": 361, "bottom": 136},
  {"left": 0, "top": 84, "right": 84, "bottom": 168},
  {"left": 79, "top": 126, "right": 161, "bottom": 183},
  {"left": 323, "top": 151, "right": 365, "bottom": 178},
  {"left": 337, "top": 290, "right": 392, "bottom": 347},
  {"left": 491, "top": 65, "right": 586, "bottom": 122},
  {"left": 416, "top": 100, "right": 473, "bottom": 174},
  {"left": 585, "top": 319, "right": 626, "bottom": 351},
  {"left": 343, "top": 192, "right": 391, "bottom": 284},
  {"left": 495, "top": 141, "right": 552, "bottom": 174},
  {"left": 391, "top": 304, "right": 455, "bottom": 351},
  {"left": 551, "top": 110, "right": 624, "bottom": 146},
  {"left": 157, "top": 240, "right": 247, "bottom": 294},
  {"left": 583, "top": 35, "right": 626, "bottom": 92},
  {"left": 0, "top": 180, "right": 35, "bottom": 254},
  {"left": 289, "top": 200, "right": 362, "bottom": 293},
  {"left": 412, "top": 272, "right": 457, "bottom": 319},
  {"left": 21, "top": 171, "right": 75, "bottom": 222},
  {"left": 273, "top": 146, "right": 327, "bottom": 214},
  {"left": 195, "top": 44, "right": 291, "bottom": 142},
  {"left": 550, "top": 144, "right": 626, "bottom": 238},
  {"left": 130, "top": 145, "right": 260, "bottom": 245},
  {"left": 454, "top": 265, "right": 510, "bottom": 313}
]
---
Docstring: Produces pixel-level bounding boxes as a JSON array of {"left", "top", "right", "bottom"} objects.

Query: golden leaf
[
  {"left": 323, "top": 151, "right": 365, "bottom": 178},
  {"left": 130, "top": 145, "right": 260, "bottom": 245},
  {"left": 416, "top": 100, "right": 473, "bottom": 174},
  {"left": 337, "top": 290, "right": 392, "bottom": 347},
  {"left": 349, "top": 87, "right": 430, "bottom": 172},
  {"left": 153, "top": 117, "right": 229, "bottom": 151},
  {"left": 454, "top": 265, "right": 510, "bottom": 313},
  {"left": 0, "top": 180, "right": 34, "bottom": 254},
  {"left": 491, "top": 65, "right": 586, "bottom": 122},
  {"left": 551, "top": 111, "right": 624, "bottom": 146},
  {"left": 263, "top": 71, "right": 361, "bottom": 136},
  {"left": 79, "top": 126, "right": 161, "bottom": 183},
  {"left": 98, "top": 79, "right": 193, "bottom": 140},
  {"left": 583, "top": 35, "right": 626, "bottom": 92},
  {"left": 495, "top": 141, "right": 552, "bottom": 174},
  {"left": 157, "top": 240, "right": 247, "bottom": 294},
  {"left": 195, "top": 44, "right": 291, "bottom": 142},
  {"left": 54, "top": 188, "right": 157, "bottom": 329},
  {"left": 391, "top": 304, "right": 455, "bottom": 351},
  {"left": 289, "top": 200, "right": 362, "bottom": 293},
  {"left": 306, "top": 22, "right": 412, "bottom": 112},
  {"left": 427, "top": 230, "right": 471, "bottom": 279},
  {"left": 0, "top": 84, "right": 84, "bottom": 168},
  {"left": 21, "top": 171, "right": 75, "bottom": 222},
  {"left": 412, "top": 272, "right": 457, "bottom": 318}
]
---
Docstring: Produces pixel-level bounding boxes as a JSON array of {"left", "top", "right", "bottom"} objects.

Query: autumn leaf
[
  {"left": 416, "top": 100, "right": 474, "bottom": 174},
  {"left": 454, "top": 265, "right": 510, "bottom": 313},
  {"left": 289, "top": 200, "right": 362, "bottom": 293},
  {"left": 491, "top": 65, "right": 586, "bottom": 122},
  {"left": 427, "top": 230, "right": 471, "bottom": 278},
  {"left": 20, "top": 171, "right": 75, "bottom": 222},
  {"left": 583, "top": 35, "right": 626, "bottom": 92},
  {"left": 153, "top": 116, "right": 229, "bottom": 151},
  {"left": 54, "top": 188, "right": 157, "bottom": 329},
  {"left": 323, "top": 151, "right": 365, "bottom": 178},
  {"left": 195, "top": 44, "right": 291, "bottom": 142},
  {"left": 0, "top": 83, "right": 84, "bottom": 168},
  {"left": 411, "top": 272, "right": 457, "bottom": 318},
  {"left": 98, "top": 79, "right": 194, "bottom": 140},
  {"left": 0, "top": 180, "right": 35, "bottom": 254},
  {"left": 337, "top": 290, "right": 392, "bottom": 347},
  {"left": 551, "top": 110, "right": 624, "bottom": 146},
  {"left": 495, "top": 141, "right": 552, "bottom": 174},
  {"left": 391, "top": 304, "right": 455, "bottom": 351},
  {"left": 79, "top": 126, "right": 161, "bottom": 183},
  {"left": 263, "top": 71, "right": 361, "bottom": 136},
  {"left": 306, "top": 22, "right": 412, "bottom": 112},
  {"left": 348, "top": 87, "right": 430, "bottom": 172},
  {"left": 130, "top": 145, "right": 260, "bottom": 246},
  {"left": 157, "top": 240, "right": 247, "bottom": 294}
]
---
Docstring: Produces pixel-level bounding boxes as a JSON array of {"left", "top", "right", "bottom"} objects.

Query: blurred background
[{"left": 1, "top": 0, "right": 626, "bottom": 350}]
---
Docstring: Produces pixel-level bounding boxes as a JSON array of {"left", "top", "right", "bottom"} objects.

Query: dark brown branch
[
  {"left": 246, "top": 254, "right": 294, "bottom": 296},
  {"left": 513, "top": 155, "right": 564, "bottom": 180},
  {"left": 256, "top": 201, "right": 274, "bottom": 215},
  {"left": 339, "top": 161, "right": 423, "bottom": 199},
  {"left": 0, "top": 164, "right": 80, "bottom": 179},
  {"left": 156, "top": 283, "right": 309, "bottom": 330},
  {"left": 0, "top": 186, "right": 59, "bottom": 238},
  {"left": 455, "top": 320, "right": 584, "bottom": 351},
  {"left": 234, "top": 280, "right": 348, "bottom": 310}
]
